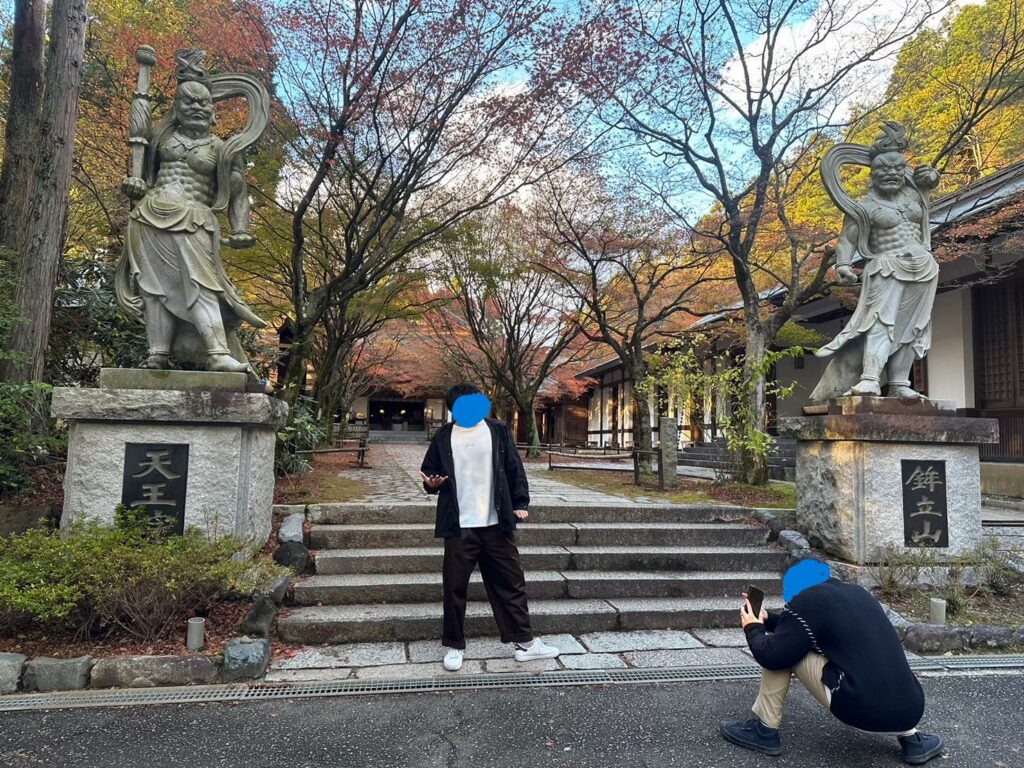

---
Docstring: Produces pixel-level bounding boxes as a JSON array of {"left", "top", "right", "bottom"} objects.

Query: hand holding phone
[{"left": 745, "top": 585, "right": 764, "bottom": 617}]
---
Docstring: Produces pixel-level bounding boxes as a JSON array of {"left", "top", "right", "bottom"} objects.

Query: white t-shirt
[{"left": 450, "top": 421, "right": 498, "bottom": 528}]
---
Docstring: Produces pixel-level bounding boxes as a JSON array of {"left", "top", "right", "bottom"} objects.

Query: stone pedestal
[
  {"left": 52, "top": 369, "right": 288, "bottom": 547},
  {"left": 779, "top": 397, "right": 998, "bottom": 565}
]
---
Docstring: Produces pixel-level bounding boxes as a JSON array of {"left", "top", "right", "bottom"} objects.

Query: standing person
[
  {"left": 419, "top": 383, "right": 560, "bottom": 672},
  {"left": 720, "top": 559, "right": 944, "bottom": 765}
]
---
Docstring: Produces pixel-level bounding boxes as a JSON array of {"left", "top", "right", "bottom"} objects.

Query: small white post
[
  {"left": 187, "top": 617, "right": 206, "bottom": 650},
  {"left": 929, "top": 597, "right": 947, "bottom": 626}
]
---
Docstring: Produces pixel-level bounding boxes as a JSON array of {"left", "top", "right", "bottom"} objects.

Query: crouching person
[{"left": 720, "top": 559, "right": 943, "bottom": 765}]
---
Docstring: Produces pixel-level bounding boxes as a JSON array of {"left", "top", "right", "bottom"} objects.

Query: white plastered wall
[{"left": 926, "top": 289, "right": 975, "bottom": 408}]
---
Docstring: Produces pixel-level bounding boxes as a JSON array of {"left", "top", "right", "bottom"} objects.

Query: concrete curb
[
  {"left": 878, "top": 603, "right": 1024, "bottom": 653},
  {"left": 0, "top": 631, "right": 279, "bottom": 695}
]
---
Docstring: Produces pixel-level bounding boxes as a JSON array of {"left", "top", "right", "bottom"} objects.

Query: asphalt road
[{"left": 1, "top": 674, "right": 1022, "bottom": 768}]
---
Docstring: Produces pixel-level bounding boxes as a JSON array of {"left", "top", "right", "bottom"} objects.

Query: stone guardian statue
[
  {"left": 115, "top": 48, "right": 270, "bottom": 373},
  {"left": 810, "top": 122, "right": 941, "bottom": 401}
]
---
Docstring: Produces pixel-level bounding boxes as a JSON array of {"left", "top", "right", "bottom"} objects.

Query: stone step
[
  {"left": 367, "top": 431, "right": 430, "bottom": 444},
  {"left": 674, "top": 457, "right": 792, "bottom": 481},
  {"left": 678, "top": 454, "right": 794, "bottom": 468},
  {"left": 292, "top": 569, "right": 784, "bottom": 605},
  {"left": 313, "top": 545, "right": 786, "bottom": 575},
  {"left": 309, "top": 522, "right": 769, "bottom": 550},
  {"left": 306, "top": 502, "right": 761, "bottom": 526},
  {"left": 276, "top": 596, "right": 783, "bottom": 644}
]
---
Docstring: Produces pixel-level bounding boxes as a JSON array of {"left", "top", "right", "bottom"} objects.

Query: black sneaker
[
  {"left": 719, "top": 717, "right": 782, "bottom": 756},
  {"left": 899, "top": 733, "right": 944, "bottom": 765}
]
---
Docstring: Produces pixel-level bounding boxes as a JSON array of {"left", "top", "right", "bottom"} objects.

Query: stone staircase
[
  {"left": 367, "top": 430, "right": 430, "bottom": 445},
  {"left": 678, "top": 438, "right": 796, "bottom": 481},
  {"left": 277, "top": 503, "right": 787, "bottom": 645}
]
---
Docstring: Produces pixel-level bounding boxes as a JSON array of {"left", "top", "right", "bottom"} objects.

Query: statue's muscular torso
[
  {"left": 152, "top": 132, "right": 221, "bottom": 208},
  {"left": 865, "top": 190, "right": 925, "bottom": 255}
]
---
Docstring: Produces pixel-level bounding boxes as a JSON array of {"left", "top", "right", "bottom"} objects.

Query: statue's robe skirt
[
  {"left": 821, "top": 246, "right": 938, "bottom": 359},
  {"left": 123, "top": 186, "right": 263, "bottom": 330}
]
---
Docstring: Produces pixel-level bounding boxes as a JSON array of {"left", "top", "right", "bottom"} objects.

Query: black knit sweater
[{"left": 744, "top": 578, "right": 924, "bottom": 733}]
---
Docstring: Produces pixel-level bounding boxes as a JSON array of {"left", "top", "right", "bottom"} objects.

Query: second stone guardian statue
[
  {"left": 115, "top": 48, "right": 270, "bottom": 374},
  {"left": 811, "top": 122, "right": 941, "bottom": 401}
]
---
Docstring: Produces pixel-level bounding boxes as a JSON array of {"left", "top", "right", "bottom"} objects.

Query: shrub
[
  {"left": 867, "top": 544, "right": 927, "bottom": 597},
  {"left": 866, "top": 539, "right": 1022, "bottom": 616},
  {"left": 971, "top": 537, "right": 1024, "bottom": 597},
  {"left": 0, "top": 527, "right": 86, "bottom": 634},
  {"left": 0, "top": 518, "right": 285, "bottom": 641},
  {"left": 0, "top": 382, "right": 66, "bottom": 495},
  {"left": 276, "top": 395, "right": 326, "bottom": 475}
]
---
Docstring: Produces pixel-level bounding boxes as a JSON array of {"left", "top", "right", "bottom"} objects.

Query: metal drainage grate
[
  {"left": 607, "top": 664, "right": 763, "bottom": 683},
  {"left": 907, "top": 658, "right": 947, "bottom": 672},
  {"left": 935, "top": 654, "right": 1024, "bottom": 669},
  {"left": 1, "top": 656, "right": 1021, "bottom": 713}
]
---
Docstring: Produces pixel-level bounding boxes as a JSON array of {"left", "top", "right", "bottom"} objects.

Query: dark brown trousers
[{"left": 442, "top": 525, "right": 533, "bottom": 649}]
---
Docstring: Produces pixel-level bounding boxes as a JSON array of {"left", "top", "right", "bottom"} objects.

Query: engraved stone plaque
[
  {"left": 120, "top": 442, "right": 189, "bottom": 535},
  {"left": 901, "top": 459, "right": 948, "bottom": 548}
]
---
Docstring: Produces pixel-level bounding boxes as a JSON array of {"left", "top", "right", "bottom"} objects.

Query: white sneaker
[
  {"left": 514, "top": 638, "right": 560, "bottom": 662},
  {"left": 443, "top": 648, "right": 464, "bottom": 671}
]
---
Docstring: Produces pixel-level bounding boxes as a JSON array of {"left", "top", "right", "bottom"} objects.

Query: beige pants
[
  {"left": 752, "top": 652, "right": 833, "bottom": 729},
  {"left": 752, "top": 653, "right": 916, "bottom": 737}
]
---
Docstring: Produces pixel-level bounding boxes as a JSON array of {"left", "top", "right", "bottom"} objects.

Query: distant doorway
[{"left": 369, "top": 398, "right": 426, "bottom": 431}]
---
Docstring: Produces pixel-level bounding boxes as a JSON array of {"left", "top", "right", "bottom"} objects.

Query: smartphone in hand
[{"left": 746, "top": 585, "right": 764, "bottom": 617}]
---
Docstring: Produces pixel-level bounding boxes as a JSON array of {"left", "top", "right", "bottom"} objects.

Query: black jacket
[
  {"left": 420, "top": 418, "right": 529, "bottom": 539},
  {"left": 744, "top": 578, "right": 925, "bottom": 733}
]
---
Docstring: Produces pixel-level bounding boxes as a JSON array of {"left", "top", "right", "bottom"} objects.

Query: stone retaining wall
[{"left": 0, "top": 637, "right": 273, "bottom": 695}]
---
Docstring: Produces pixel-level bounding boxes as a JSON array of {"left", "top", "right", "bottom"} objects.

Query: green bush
[
  {"left": 867, "top": 544, "right": 925, "bottom": 598},
  {"left": 45, "top": 257, "right": 148, "bottom": 386},
  {"left": 866, "top": 538, "right": 1023, "bottom": 616},
  {"left": 0, "top": 517, "right": 284, "bottom": 641},
  {"left": 971, "top": 537, "right": 1024, "bottom": 597},
  {"left": 276, "top": 395, "right": 326, "bottom": 475},
  {"left": 0, "top": 382, "right": 66, "bottom": 495}
]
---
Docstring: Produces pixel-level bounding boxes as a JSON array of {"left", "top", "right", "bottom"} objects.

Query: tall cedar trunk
[
  {"left": 516, "top": 396, "right": 541, "bottom": 458},
  {"left": 0, "top": 0, "right": 46, "bottom": 253},
  {"left": 632, "top": 376, "right": 654, "bottom": 475},
  {"left": 0, "top": 0, "right": 88, "bottom": 383},
  {"left": 738, "top": 326, "right": 770, "bottom": 486}
]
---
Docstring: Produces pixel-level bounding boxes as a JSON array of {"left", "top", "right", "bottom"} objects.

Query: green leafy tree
[{"left": 46, "top": 258, "right": 149, "bottom": 385}]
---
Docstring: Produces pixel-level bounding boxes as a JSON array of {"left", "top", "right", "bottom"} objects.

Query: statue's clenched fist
[
  {"left": 121, "top": 176, "right": 148, "bottom": 201},
  {"left": 835, "top": 264, "right": 859, "bottom": 285},
  {"left": 913, "top": 164, "right": 940, "bottom": 191},
  {"left": 224, "top": 232, "right": 257, "bottom": 249}
]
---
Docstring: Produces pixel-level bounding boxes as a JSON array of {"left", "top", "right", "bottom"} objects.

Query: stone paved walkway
[
  {"left": 266, "top": 628, "right": 754, "bottom": 682},
  {"left": 336, "top": 444, "right": 636, "bottom": 506},
  {"left": 266, "top": 627, "right": 925, "bottom": 683}
]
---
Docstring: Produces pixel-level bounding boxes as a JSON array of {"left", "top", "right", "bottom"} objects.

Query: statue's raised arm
[
  {"left": 809, "top": 122, "right": 942, "bottom": 402},
  {"left": 115, "top": 48, "right": 270, "bottom": 375}
]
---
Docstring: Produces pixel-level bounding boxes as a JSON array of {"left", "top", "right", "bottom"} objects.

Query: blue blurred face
[
  {"left": 783, "top": 559, "right": 831, "bottom": 603},
  {"left": 452, "top": 393, "right": 490, "bottom": 427}
]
